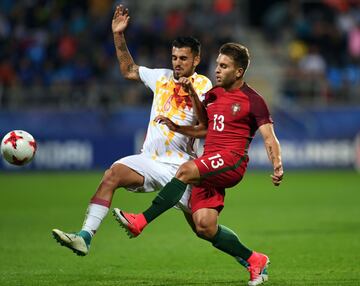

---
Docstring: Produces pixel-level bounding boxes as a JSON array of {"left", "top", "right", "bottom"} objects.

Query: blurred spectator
[
  {"left": 18, "top": 58, "right": 36, "bottom": 85},
  {"left": 165, "top": 9, "right": 185, "bottom": 36},
  {"left": 57, "top": 30, "right": 77, "bottom": 61},
  {"left": 0, "top": 58, "right": 16, "bottom": 86},
  {"left": 213, "top": 0, "right": 234, "bottom": 15},
  {"left": 299, "top": 45, "right": 326, "bottom": 75},
  {"left": 348, "top": 21, "right": 360, "bottom": 61}
]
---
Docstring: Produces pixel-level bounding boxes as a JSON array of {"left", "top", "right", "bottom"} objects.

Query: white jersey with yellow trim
[{"left": 139, "top": 66, "right": 212, "bottom": 165}]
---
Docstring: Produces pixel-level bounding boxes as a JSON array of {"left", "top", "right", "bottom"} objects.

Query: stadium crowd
[
  {"left": 261, "top": 0, "right": 360, "bottom": 105},
  {"left": 0, "top": 0, "right": 359, "bottom": 109},
  {"left": 0, "top": 0, "right": 238, "bottom": 109}
]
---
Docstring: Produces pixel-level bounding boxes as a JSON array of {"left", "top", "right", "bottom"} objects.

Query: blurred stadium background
[
  {"left": 1, "top": 1, "right": 360, "bottom": 286},
  {"left": 0, "top": 0, "right": 359, "bottom": 171}
]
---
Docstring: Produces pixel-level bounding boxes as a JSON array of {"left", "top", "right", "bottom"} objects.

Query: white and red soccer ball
[{"left": 1, "top": 130, "right": 37, "bottom": 166}]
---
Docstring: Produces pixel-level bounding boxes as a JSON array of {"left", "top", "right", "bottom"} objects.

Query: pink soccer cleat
[
  {"left": 112, "top": 208, "right": 147, "bottom": 238},
  {"left": 247, "top": 252, "right": 270, "bottom": 286}
]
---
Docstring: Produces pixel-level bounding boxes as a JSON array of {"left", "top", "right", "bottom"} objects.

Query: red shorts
[
  {"left": 191, "top": 150, "right": 248, "bottom": 213},
  {"left": 190, "top": 185, "right": 225, "bottom": 213},
  {"left": 193, "top": 150, "right": 248, "bottom": 188}
]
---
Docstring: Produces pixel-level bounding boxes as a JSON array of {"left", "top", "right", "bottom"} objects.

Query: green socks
[
  {"left": 211, "top": 225, "right": 252, "bottom": 261},
  {"left": 143, "top": 178, "right": 187, "bottom": 223}
]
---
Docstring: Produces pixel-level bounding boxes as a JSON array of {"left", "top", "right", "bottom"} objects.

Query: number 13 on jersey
[{"left": 213, "top": 114, "right": 224, "bottom": 131}]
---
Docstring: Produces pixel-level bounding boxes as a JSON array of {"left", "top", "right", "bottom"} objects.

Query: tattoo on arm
[
  {"left": 117, "top": 40, "right": 131, "bottom": 63},
  {"left": 114, "top": 33, "right": 139, "bottom": 79},
  {"left": 267, "top": 145, "right": 275, "bottom": 163},
  {"left": 117, "top": 41, "right": 127, "bottom": 52},
  {"left": 127, "top": 64, "right": 138, "bottom": 73}
]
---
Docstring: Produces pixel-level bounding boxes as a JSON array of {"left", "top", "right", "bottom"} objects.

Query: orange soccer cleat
[
  {"left": 247, "top": 252, "right": 270, "bottom": 286},
  {"left": 112, "top": 208, "right": 147, "bottom": 238}
]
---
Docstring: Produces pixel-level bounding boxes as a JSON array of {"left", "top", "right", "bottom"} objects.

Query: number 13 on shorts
[
  {"left": 201, "top": 153, "right": 224, "bottom": 169},
  {"left": 195, "top": 150, "right": 245, "bottom": 188}
]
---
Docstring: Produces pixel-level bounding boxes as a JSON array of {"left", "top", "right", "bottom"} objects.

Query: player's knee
[
  {"left": 175, "top": 163, "right": 197, "bottom": 184},
  {"left": 101, "top": 166, "right": 122, "bottom": 189},
  {"left": 194, "top": 218, "right": 217, "bottom": 240},
  {"left": 175, "top": 164, "right": 190, "bottom": 183}
]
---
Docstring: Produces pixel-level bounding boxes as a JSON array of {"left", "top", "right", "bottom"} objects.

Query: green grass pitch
[{"left": 0, "top": 170, "right": 359, "bottom": 286}]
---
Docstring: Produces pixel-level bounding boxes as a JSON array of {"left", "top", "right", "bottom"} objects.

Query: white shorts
[{"left": 113, "top": 153, "right": 191, "bottom": 213}]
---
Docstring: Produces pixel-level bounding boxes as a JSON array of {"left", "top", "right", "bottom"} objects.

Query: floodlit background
[{"left": 0, "top": 1, "right": 359, "bottom": 286}]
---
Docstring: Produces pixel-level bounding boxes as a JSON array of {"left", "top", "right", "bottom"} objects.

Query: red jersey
[{"left": 203, "top": 83, "right": 273, "bottom": 156}]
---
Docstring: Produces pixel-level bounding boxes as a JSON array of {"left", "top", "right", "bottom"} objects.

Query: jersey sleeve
[
  {"left": 139, "top": 66, "right": 169, "bottom": 92},
  {"left": 202, "top": 87, "right": 218, "bottom": 107},
  {"left": 250, "top": 94, "right": 273, "bottom": 128},
  {"left": 200, "top": 79, "right": 213, "bottom": 101},
  {"left": 195, "top": 77, "right": 213, "bottom": 102}
]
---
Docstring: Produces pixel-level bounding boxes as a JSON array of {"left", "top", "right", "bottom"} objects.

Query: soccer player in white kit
[{"left": 52, "top": 5, "right": 212, "bottom": 256}]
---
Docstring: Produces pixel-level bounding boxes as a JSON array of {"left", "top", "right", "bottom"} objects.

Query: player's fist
[
  {"left": 178, "top": 77, "right": 196, "bottom": 96},
  {"left": 271, "top": 164, "right": 283, "bottom": 187},
  {"left": 154, "top": 115, "right": 179, "bottom": 131},
  {"left": 112, "top": 5, "right": 130, "bottom": 34}
]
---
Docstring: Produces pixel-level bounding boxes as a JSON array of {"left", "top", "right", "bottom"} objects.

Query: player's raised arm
[
  {"left": 112, "top": 5, "right": 140, "bottom": 81},
  {"left": 258, "top": 123, "right": 283, "bottom": 186},
  {"left": 178, "top": 77, "right": 208, "bottom": 129},
  {"left": 154, "top": 115, "right": 207, "bottom": 138}
]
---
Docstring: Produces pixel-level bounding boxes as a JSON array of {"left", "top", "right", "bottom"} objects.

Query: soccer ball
[{"left": 1, "top": 130, "right": 37, "bottom": 166}]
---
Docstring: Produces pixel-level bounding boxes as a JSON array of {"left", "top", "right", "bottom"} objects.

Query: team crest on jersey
[{"left": 231, "top": 103, "right": 241, "bottom": 115}]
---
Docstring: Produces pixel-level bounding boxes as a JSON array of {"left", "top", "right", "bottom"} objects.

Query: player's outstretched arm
[
  {"left": 154, "top": 115, "right": 207, "bottom": 138},
  {"left": 259, "top": 123, "right": 283, "bottom": 186},
  {"left": 112, "top": 5, "right": 140, "bottom": 81}
]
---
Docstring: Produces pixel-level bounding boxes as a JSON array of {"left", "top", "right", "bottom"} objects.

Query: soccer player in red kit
[{"left": 113, "top": 43, "right": 283, "bottom": 286}]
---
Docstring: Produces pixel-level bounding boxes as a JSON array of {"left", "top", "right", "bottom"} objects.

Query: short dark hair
[
  {"left": 172, "top": 37, "right": 201, "bottom": 56},
  {"left": 219, "top": 43, "right": 250, "bottom": 72}
]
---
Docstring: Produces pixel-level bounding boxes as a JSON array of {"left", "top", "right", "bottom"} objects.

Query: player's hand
[
  {"left": 154, "top": 115, "right": 179, "bottom": 131},
  {"left": 112, "top": 5, "right": 130, "bottom": 34},
  {"left": 178, "top": 77, "right": 196, "bottom": 96},
  {"left": 271, "top": 164, "right": 283, "bottom": 187}
]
